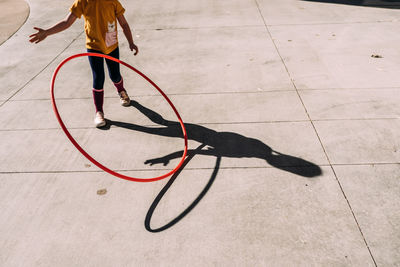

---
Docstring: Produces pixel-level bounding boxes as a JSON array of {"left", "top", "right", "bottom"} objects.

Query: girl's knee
[{"left": 110, "top": 73, "right": 122, "bottom": 84}]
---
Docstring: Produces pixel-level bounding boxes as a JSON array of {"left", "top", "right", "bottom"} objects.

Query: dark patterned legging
[{"left": 87, "top": 47, "right": 122, "bottom": 89}]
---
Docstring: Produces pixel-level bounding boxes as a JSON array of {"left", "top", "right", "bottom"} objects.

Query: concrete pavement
[{"left": 0, "top": 0, "right": 399, "bottom": 266}]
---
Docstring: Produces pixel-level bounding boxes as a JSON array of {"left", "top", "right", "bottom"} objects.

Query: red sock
[
  {"left": 114, "top": 77, "right": 125, "bottom": 93},
  {"left": 92, "top": 88, "right": 104, "bottom": 113}
]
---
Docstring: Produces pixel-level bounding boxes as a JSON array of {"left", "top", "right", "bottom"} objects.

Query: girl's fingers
[
  {"left": 29, "top": 27, "right": 40, "bottom": 42},
  {"left": 29, "top": 27, "right": 45, "bottom": 44},
  {"left": 29, "top": 36, "right": 39, "bottom": 43}
]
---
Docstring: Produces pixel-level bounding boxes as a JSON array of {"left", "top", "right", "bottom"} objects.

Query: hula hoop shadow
[
  {"left": 50, "top": 53, "right": 188, "bottom": 182},
  {"left": 145, "top": 144, "right": 221, "bottom": 233}
]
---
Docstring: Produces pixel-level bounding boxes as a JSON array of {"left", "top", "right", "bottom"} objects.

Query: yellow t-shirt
[{"left": 70, "top": 0, "right": 125, "bottom": 54}]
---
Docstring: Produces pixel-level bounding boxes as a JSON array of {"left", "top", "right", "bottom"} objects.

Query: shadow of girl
[
  {"left": 108, "top": 100, "right": 322, "bottom": 178},
  {"left": 105, "top": 100, "right": 322, "bottom": 232}
]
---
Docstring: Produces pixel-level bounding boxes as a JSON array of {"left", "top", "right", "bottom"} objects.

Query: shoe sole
[
  {"left": 95, "top": 121, "right": 106, "bottom": 128},
  {"left": 121, "top": 100, "right": 130, "bottom": 107}
]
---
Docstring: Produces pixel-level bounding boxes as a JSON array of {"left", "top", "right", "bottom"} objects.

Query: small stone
[
  {"left": 84, "top": 164, "right": 91, "bottom": 168},
  {"left": 97, "top": 189, "right": 107, "bottom": 195},
  {"left": 371, "top": 54, "right": 383, "bottom": 58}
]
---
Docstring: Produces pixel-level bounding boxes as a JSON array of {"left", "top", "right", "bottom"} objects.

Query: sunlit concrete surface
[
  {"left": 0, "top": 0, "right": 399, "bottom": 266},
  {"left": 0, "top": 0, "right": 29, "bottom": 45}
]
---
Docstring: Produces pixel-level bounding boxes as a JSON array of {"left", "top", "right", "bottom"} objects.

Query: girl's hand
[
  {"left": 144, "top": 157, "right": 169, "bottom": 166},
  {"left": 130, "top": 43, "right": 139, "bottom": 56},
  {"left": 29, "top": 27, "right": 48, "bottom": 43}
]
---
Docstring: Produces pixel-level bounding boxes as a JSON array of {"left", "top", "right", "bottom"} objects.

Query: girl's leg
[
  {"left": 105, "top": 47, "right": 125, "bottom": 93},
  {"left": 87, "top": 49, "right": 105, "bottom": 113},
  {"left": 105, "top": 47, "right": 130, "bottom": 106}
]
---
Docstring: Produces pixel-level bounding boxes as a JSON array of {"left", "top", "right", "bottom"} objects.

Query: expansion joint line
[
  {"left": 0, "top": 31, "right": 84, "bottom": 109},
  {"left": 253, "top": 1, "right": 377, "bottom": 266}
]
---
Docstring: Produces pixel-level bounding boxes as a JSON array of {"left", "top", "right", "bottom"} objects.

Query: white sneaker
[
  {"left": 119, "top": 90, "right": 130, "bottom": 107},
  {"left": 94, "top": 111, "right": 106, "bottom": 128}
]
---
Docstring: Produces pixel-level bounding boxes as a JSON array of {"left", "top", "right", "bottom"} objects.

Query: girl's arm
[
  {"left": 117, "top": 14, "right": 138, "bottom": 55},
  {"left": 29, "top": 13, "right": 77, "bottom": 44}
]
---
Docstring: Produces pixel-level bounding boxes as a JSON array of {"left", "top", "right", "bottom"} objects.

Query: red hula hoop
[{"left": 50, "top": 52, "right": 188, "bottom": 182}]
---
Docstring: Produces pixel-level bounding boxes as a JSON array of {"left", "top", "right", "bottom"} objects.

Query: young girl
[{"left": 29, "top": 0, "right": 139, "bottom": 127}]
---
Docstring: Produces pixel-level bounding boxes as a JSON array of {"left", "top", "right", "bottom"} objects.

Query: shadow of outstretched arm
[
  {"left": 144, "top": 148, "right": 216, "bottom": 166},
  {"left": 266, "top": 150, "right": 322, "bottom": 177}
]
